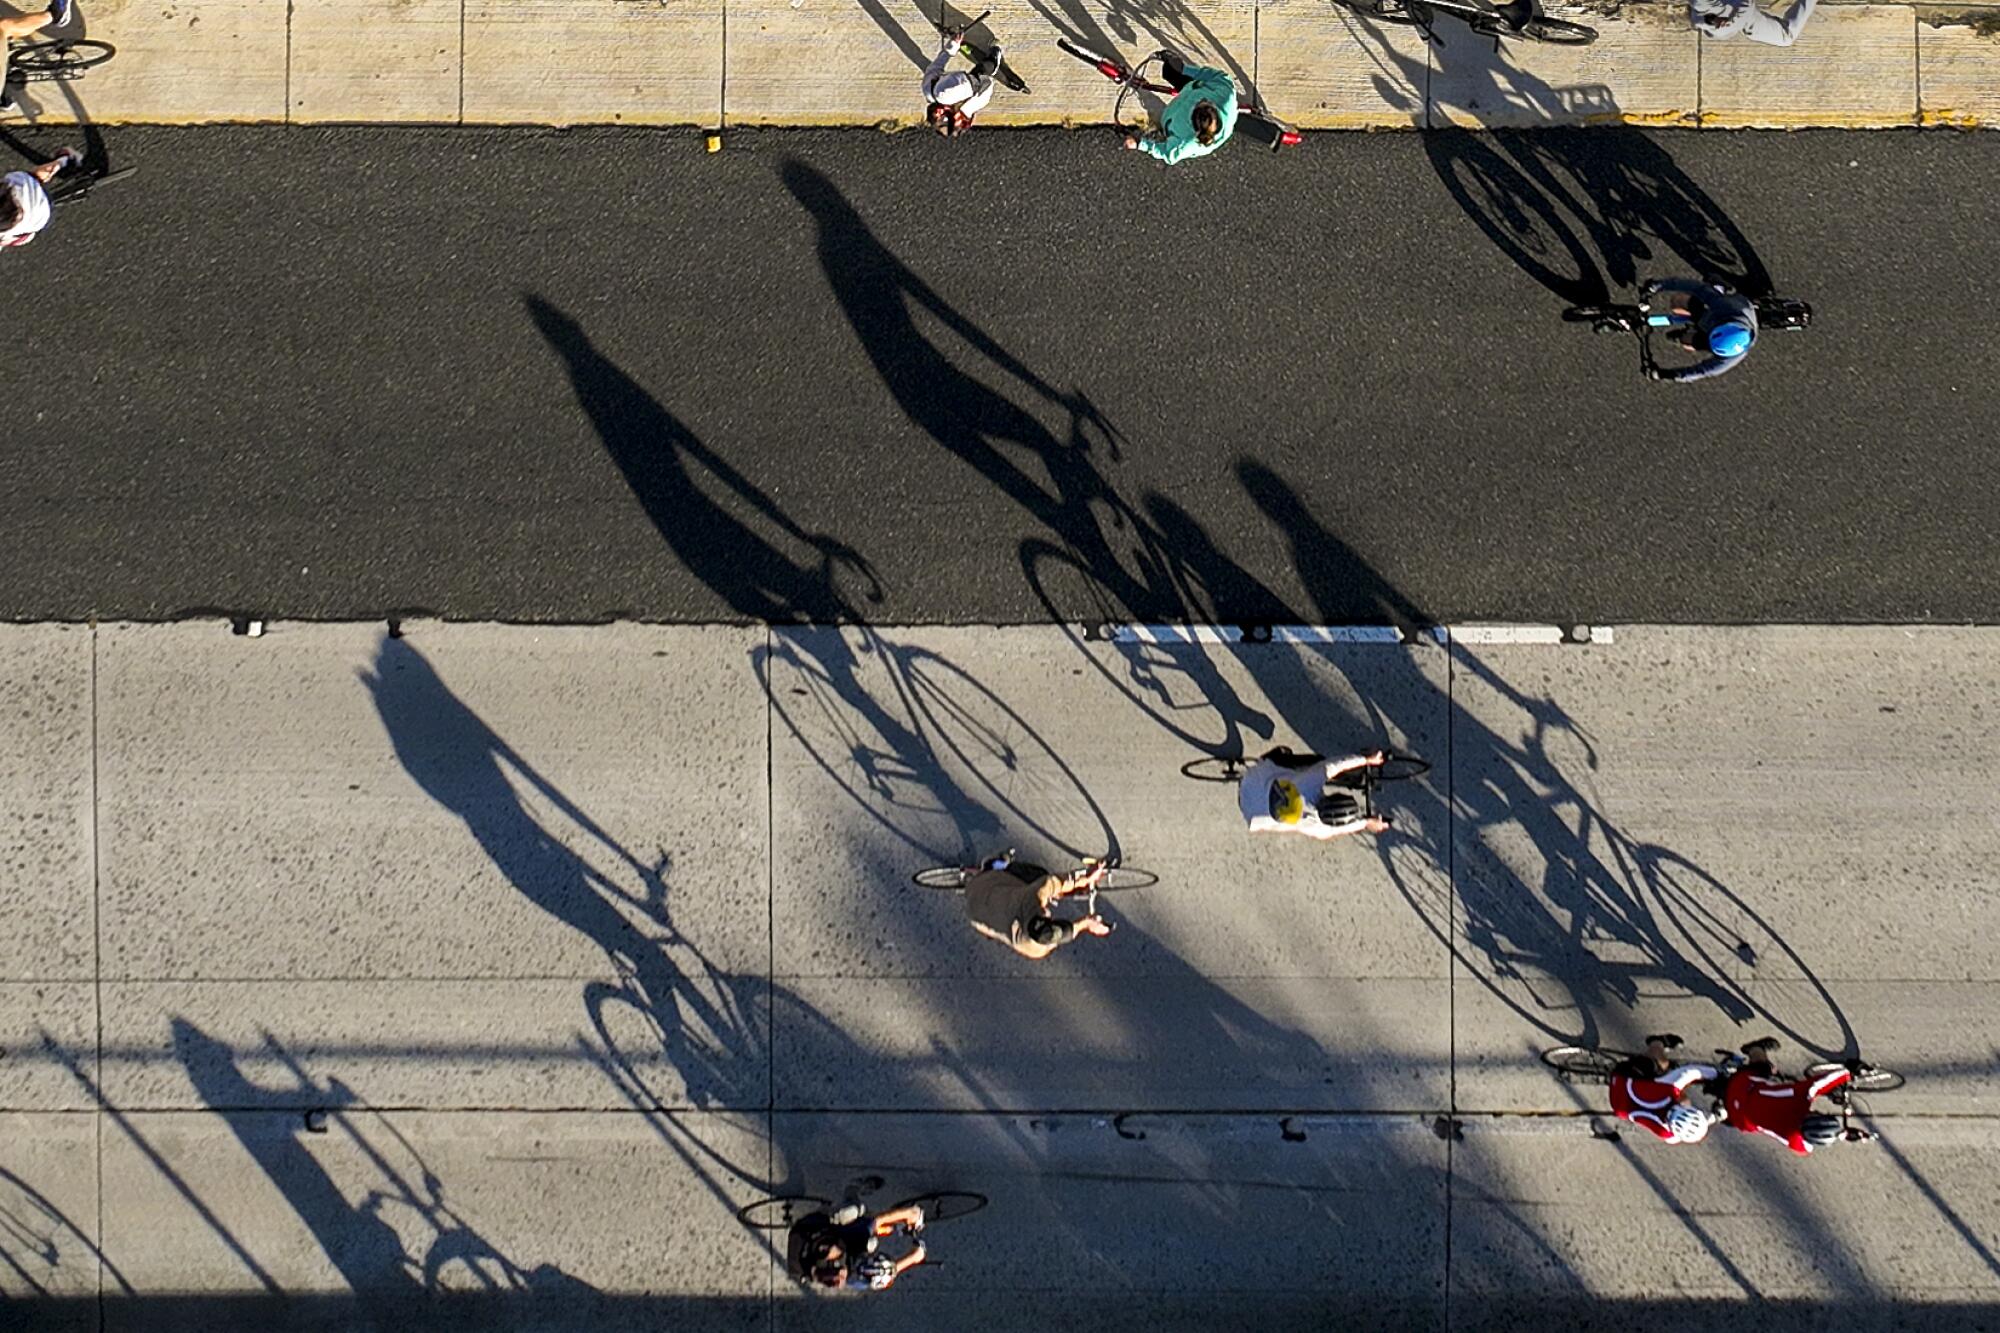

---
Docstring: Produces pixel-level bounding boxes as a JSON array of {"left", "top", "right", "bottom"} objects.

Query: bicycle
[
  {"left": 738, "top": 1189, "right": 988, "bottom": 1233},
  {"left": 914, "top": 852, "right": 1155, "bottom": 933},
  {"left": 46, "top": 157, "right": 136, "bottom": 209},
  {"left": 934, "top": 8, "right": 1029, "bottom": 94},
  {"left": 1541, "top": 1043, "right": 1904, "bottom": 1143},
  {"left": 1054, "top": 40, "right": 1302, "bottom": 152},
  {"left": 1563, "top": 294, "right": 1813, "bottom": 337},
  {"left": 914, "top": 852, "right": 1155, "bottom": 892},
  {"left": 1334, "top": 0, "right": 1596, "bottom": 45},
  {"left": 1181, "top": 749, "right": 1430, "bottom": 826}
]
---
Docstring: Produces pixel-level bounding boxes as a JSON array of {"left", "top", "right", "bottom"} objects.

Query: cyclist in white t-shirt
[
  {"left": 1, "top": 144, "right": 80, "bottom": 249},
  {"left": 1238, "top": 748, "right": 1392, "bottom": 840}
]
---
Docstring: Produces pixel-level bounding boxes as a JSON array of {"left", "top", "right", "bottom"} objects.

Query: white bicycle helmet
[{"left": 1665, "top": 1102, "right": 1713, "bottom": 1144}]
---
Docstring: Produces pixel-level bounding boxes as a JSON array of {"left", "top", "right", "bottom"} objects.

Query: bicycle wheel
[
  {"left": 1541, "top": 1046, "right": 1627, "bottom": 1081},
  {"left": 1374, "top": 755, "right": 1431, "bottom": 784},
  {"left": 1089, "top": 865, "right": 1157, "bottom": 892},
  {"left": 1180, "top": 756, "right": 1250, "bottom": 783},
  {"left": 1805, "top": 1062, "right": 1904, "bottom": 1094},
  {"left": 1520, "top": 16, "right": 1597, "bottom": 42},
  {"left": 737, "top": 1195, "right": 832, "bottom": 1229},
  {"left": 892, "top": 1191, "right": 988, "bottom": 1223},
  {"left": 10, "top": 40, "right": 116, "bottom": 77},
  {"left": 912, "top": 866, "right": 971, "bottom": 890}
]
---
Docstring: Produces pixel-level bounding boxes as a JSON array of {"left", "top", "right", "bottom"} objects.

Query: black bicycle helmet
[
  {"left": 1317, "top": 791, "right": 1361, "bottom": 825},
  {"left": 1800, "top": 1113, "right": 1844, "bottom": 1150}
]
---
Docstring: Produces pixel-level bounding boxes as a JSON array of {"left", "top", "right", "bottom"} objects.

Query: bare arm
[
  {"left": 0, "top": 9, "right": 54, "bottom": 39},
  {"left": 1324, "top": 749, "right": 1386, "bottom": 781},
  {"left": 1661, "top": 1063, "right": 1720, "bottom": 1091},
  {"left": 871, "top": 1206, "right": 924, "bottom": 1232}
]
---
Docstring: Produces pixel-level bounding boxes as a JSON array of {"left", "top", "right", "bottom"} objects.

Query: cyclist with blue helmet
[{"left": 1640, "top": 278, "right": 1759, "bottom": 383}]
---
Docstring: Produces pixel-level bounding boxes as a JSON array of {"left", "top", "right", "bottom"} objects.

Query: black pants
[
  {"left": 967, "top": 48, "right": 999, "bottom": 80},
  {"left": 1161, "top": 49, "right": 1190, "bottom": 90}
]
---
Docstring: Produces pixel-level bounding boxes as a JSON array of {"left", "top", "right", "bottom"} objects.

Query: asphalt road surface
[{"left": 3, "top": 125, "right": 1993, "bottom": 625}]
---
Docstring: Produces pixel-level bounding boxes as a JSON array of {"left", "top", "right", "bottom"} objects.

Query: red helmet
[{"left": 926, "top": 102, "right": 973, "bottom": 138}]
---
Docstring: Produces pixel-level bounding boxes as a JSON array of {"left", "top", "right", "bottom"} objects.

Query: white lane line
[{"left": 1095, "top": 624, "right": 1617, "bottom": 646}]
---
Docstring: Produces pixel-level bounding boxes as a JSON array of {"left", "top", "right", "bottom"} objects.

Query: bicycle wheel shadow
[
  {"left": 759, "top": 626, "right": 1120, "bottom": 869},
  {"left": 0, "top": 1161, "right": 134, "bottom": 1300}
]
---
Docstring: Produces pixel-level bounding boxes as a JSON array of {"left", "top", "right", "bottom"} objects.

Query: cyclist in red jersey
[
  {"left": 1718, "top": 1037, "right": 1861, "bottom": 1154},
  {"left": 1606, "top": 1034, "right": 1719, "bottom": 1143}
]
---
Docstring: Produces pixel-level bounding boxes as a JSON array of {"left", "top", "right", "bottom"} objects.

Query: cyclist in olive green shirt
[{"left": 1121, "top": 49, "right": 1237, "bottom": 166}]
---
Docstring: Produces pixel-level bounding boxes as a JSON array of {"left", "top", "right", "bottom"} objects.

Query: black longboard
[{"left": 935, "top": 8, "right": 1030, "bottom": 94}]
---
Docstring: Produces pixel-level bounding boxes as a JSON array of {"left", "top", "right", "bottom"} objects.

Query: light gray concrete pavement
[{"left": 1, "top": 621, "right": 1997, "bottom": 1328}]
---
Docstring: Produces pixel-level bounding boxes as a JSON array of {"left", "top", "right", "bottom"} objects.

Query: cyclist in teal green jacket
[{"left": 1122, "top": 49, "right": 1237, "bottom": 166}]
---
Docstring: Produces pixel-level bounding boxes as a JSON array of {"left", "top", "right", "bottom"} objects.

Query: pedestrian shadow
[{"left": 856, "top": 0, "right": 934, "bottom": 71}]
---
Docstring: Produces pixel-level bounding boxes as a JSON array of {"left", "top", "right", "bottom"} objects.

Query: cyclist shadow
[
  {"left": 169, "top": 1020, "right": 594, "bottom": 1306},
  {"left": 359, "top": 630, "right": 930, "bottom": 1266},
  {"left": 527, "top": 293, "right": 884, "bottom": 625},
  {"left": 1345, "top": 8, "right": 1770, "bottom": 305},
  {"left": 782, "top": 159, "right": 1192, "bottom": 629},
  {"left": 1026, "top": 451, "right": 1854, "bottom": 1058},
  {"left": 360, "top": 634, "right": 774, "bottom": 1113},
  {"left": 1228, "top": 458, "right": 1852, "bottom": 1056}
]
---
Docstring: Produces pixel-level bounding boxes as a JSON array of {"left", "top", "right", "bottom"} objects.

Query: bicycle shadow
[
  {"left": 1025, "top": 0, "right": 1256, "bottom": 110},
  {"left": 783, "top": 156, "right": 1280, "bottom": 763},
  {"left": 1246, "top": 458, "right": 1849, "bottom": 1054},
  {"left": 358, "top": 631, "right": 940, "bottom": 1262},
  {"left": 1339, "top": 6, "right": 1769, "bottom": 305},
  {"left": 526, "top": 294, "right": 883, "bottom": 625},
  {"left": 170, "top": 1021, "right": 597, "bottom": 1308},
  {"left": 759, "top": 626, "right": 1120, "bottom": 870}
]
